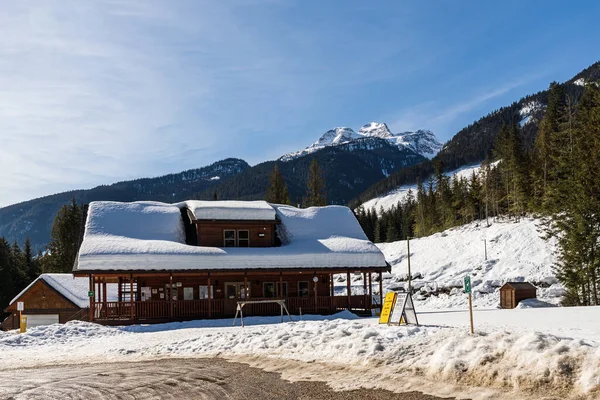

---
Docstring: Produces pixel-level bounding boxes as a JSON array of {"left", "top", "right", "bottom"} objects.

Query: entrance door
[
  {"left": 224, "top": 282, "right": 249, "bottom": 315},
  {"left": 224, "top": 282, "right": 250, "bottom": 299}
]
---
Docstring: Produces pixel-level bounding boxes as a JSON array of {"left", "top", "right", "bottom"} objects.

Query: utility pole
[
  {"left": 483, "top": 239, "right": 487, "bottom": 261},
  {"left": 407, "top": 236, "right": 412, "bottom": 294}
]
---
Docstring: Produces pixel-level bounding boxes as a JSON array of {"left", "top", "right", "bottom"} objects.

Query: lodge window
[
  {"left": 199, "top": 285, "right": 213, "bottom": 299},
  {"left": 238, "top": 230, "right": 249, "bottom": 247},
  {"left": 223, "top": 230, "right": 250, "bottom": 247},
  {"left": 263, "top": 282, "right": 275, "bottom": 298},
  {"left": 224, "top": 230, "right": 236, "bottom": 247},
  {"left": 298, "top": 281, "right": 309, "bottom": 297}
]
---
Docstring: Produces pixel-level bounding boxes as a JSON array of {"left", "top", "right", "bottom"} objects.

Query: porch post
[
  {"left": 363, "top": 272, "right": 367, "bottom": 311},
  {"left": 244, "top": 272, "right": 248, "bottom": 299},
  {"left": 378, "top": 271, "right": 383, "bottom": 308},
  {"left": 346, "top": 271, "right": 351, "bottom": 310},
  {"left": 368, "top": 272, "right": 373, "bottom": 309},
  {"left": 117, "top": 276, "right": 122, "bottom": 317},
  {"left": 169, "top": 273, "right": 173, "bottom": 318},
  {"left": 313, "top": 272, "right": 318, "bottom": 313},
  {"left": 130, "top": 275, "right": 134, "bottom": 320},
  {"left": 329, "top": 274, "right": 334, "bottom": 297},
  {"left": 88, "top": 274, "right": 94, "bottom": 322},
  {"left": 207, "top": 272, "right": 212, "bottom": 318},
  {"left": 279, "top": 272, "right": 283, "bottom": 299},
  {"left": 102, "top": 279, "right": 107, "bottom": 306}
]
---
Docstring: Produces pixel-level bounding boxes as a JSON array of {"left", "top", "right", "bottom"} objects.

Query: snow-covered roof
[
  {"left": 180, "top": 200, "right": 277, "bottom": 221},
  {"left": 9, "top": 274, "right": 118, "bottom": 308},
  {"left": 75, "top": 201, "right": 387, "bottom": 271}
]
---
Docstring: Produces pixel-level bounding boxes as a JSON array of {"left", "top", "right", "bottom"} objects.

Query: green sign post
[
  {"left": 88, "top": 291, "right": 94, "bottom": 298},
  {"left": 464, "top": 275, "right": 474, "bottom": 334},
  {"left": 464, "top": 276, "right": 471, "bottom": 293}
]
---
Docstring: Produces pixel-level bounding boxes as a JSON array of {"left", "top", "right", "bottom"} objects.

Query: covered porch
[{"left": 79, "top": 268, "right": 386, "bottom": 324}]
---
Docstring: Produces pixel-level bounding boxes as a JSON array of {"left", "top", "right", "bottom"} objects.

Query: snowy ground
[
  {"left": 333, "top": 217, "right": 563, "bottom": 310},
  {"left": 1, "top": 308, "right": 600, "bottom": 399}
]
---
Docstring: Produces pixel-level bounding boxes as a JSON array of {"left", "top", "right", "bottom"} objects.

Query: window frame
[
  {"left": 237, "top": 229, "right": 250, "bottom": 247},
  {"left": 298, "top": 281, "right": 310, "bottom": 297},
  {"left": 263, "top": 282, "right": 276, "bottom": 298},
  {"left": 223, "top": 229, "right": 236, "bottom": 247}
]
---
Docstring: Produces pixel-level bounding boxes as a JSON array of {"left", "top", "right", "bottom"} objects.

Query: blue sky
[{"left": 1, "top": 0, "right": 599, "bottom": 207}]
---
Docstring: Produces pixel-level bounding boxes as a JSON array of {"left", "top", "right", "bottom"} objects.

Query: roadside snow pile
[
  {"left": 1, "top": 310, "right": 600, "bottom": 399},
  {"left": 376, "top": 217, "right": 562, "bottom": 309}
]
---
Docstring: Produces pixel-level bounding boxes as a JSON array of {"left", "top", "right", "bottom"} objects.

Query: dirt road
[{"left": 0, "top": 358, "right": 453, "bottom": 400}]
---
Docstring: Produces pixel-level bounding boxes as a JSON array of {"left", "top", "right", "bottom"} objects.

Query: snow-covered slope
[
  {"left": 362, "top": 162, "right": 490, "bottom": 214},
  {"left": 376, "top": 218, "right": 563, "bottom": 309},
  {"left": 280, "top": 122, "right": 443, "bottom": 161}
]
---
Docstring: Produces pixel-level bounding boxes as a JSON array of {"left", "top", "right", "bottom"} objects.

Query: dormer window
[
  {"left": 224, "top": 230, "right": 236, "bottom": 247},
  {"left": 223, "top": 230, "right": 250, "bottom": 247},
  {"left": 237, "top": 230, "right": 249, "bottom": 247}
]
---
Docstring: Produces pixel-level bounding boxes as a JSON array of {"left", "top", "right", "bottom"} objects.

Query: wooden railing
[{"left": 93, "top": 295, "right": 372, "bottom": 321}]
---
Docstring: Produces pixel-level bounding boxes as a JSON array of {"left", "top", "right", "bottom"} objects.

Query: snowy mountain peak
[
  {"left": 358, "top": 122, "right": 393, "bottom": 139},
  {"left": 280, "top": 122, "right": 443, "bottom": 161},
  {"left": 391, "top": 129, "right": 444, "bottom": 159},
  {"left": 310, "top": 127, "right": 360, "bottom": 148}
]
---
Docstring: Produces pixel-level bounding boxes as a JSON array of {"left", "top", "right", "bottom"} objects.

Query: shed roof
[
  {"left": 10, "top": 274, "right": 118, "bottom": 309},
  {"left": 74, "top": 201, "right": 388, "bottom": 272},
  {"left": 501, "top": 282, "right": 537, "bottom": 291}
]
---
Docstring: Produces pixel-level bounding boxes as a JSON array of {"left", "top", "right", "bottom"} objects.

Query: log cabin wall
[
  {"left": 195, "top": 222, "right": 276, "bottom": 247},
  {"left": 5, "top": 280, "right": 76, "bottom": 312}
]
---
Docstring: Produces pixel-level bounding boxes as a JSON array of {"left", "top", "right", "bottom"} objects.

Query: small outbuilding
[
  {"left": 1, "top": 274, "right": 117, "bottom": 330},
  {"left": 500, "top": 282, "right": 537, "bottom": 309}
]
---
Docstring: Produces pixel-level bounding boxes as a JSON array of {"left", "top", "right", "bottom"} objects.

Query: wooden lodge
[{"left": 73, "top": 200, "right": 390, "bottom": 324}]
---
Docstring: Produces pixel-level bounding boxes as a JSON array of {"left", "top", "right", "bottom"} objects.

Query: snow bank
[
  {"left": 180, "top": 200, "right": 276, "bottom": 221},
  {"left": 76, "top": 202, "right": 387, "bottom": 271},
  {"left": 10, "top": 274, "right": 118, "bottom": 308},
  {"left": 375, "top": 218, "right": 560, "bottom": 309},
  {"left": 2, "top": 309, "right": 600, "bottom": 399}
]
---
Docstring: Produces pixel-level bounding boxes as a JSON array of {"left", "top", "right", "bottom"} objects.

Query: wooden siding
[
  {"left": 5, "top": 280, "right": 78, "bottom": 312},
  {"left": 196, "top": 222, "right": 275, "bottom": 247},
  {"left": 499, "top": 284, "right": 537, "bottom": 309}
]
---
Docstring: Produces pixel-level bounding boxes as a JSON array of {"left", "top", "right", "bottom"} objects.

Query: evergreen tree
[
  {"left": 265, "top": 164, "right": 291, "bottom": 205},
  {"left": 551, "top": 84, "right": 600, "bottom": 305},
  {"left": 303, "top": 159, "right": 327, "bottom": 207},
  {"left": 0, "top": 238, "right": 16, "bottom": 313},
  {"left": 44, "top": 198, "right": 83, "bottom": 273},
  {"left": 24, "top": 238, "right": 40, "bottom": 282}
]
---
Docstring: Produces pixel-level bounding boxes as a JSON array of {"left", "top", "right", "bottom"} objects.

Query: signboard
[
  {"left": 464, "top": 275, "right": 471, "bottom": 294},
  {"left": 20, "top": 316, "right": 27, "bottom": 333},
  {"left": 378, "top": 292, "right": 397, "bottom": 324},
  {"left": 88, "top": 291, "right": 94, "bottom": 298},
  {"left": 388, "top": 293, "right": 407, "bottom": 325},
  {"left": 17, "top": 302, "right": 24, "bottom": 311},
  {"left": 388, "top": 292, "right": 419, "bottom": 326}
]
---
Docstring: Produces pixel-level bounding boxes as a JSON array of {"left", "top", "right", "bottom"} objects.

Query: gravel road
[{"left": 0, "top": 358, "right": 454, "bottom": 400}]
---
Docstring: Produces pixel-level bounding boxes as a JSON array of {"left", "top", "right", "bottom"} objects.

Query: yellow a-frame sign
[{"left": 378, "top": 292, "right": 397, "bottom": 324}]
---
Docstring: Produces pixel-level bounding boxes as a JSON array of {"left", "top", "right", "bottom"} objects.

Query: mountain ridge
[{"left": 280, "top": 122, "right": 443, "bottom": 161}]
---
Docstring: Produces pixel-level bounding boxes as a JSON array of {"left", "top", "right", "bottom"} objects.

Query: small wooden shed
[
  {"left": 1, "top": 274, "right": 117, "bottom": 330},
  {"left": 499, "top": 282, "right": 537, "bottom": 309}
]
